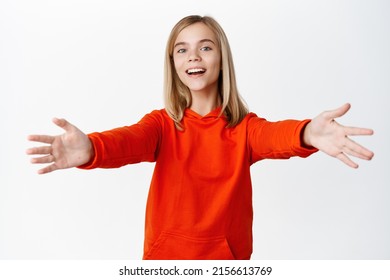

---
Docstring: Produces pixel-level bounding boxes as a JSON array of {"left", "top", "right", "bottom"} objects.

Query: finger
[
  {"left": 30, "top": 154, "right": 55, "bottom": 164},
  {"left": 324, "top": 103, "right": 351, "bottom": 120},
  {"left": 27, "top": 134, "right": 55, "bottom": 144},
  {"left": 26, "top": 146, "right": 52, "bottom": 155},
  {"left": 336, "top": 152, "right": 359, "bottom": 169},
  {"left": 344, "top": 126, "right": 374, "bottom": 136},
  {"left": 52, "top": 118, "right": 74, "bottom": 133},
  {"left": 344, "top": 138, "right": 374, "bottom": 160},
  {"left": 37, "top": 164, "right": 58, "bottom": 175},
  {"left": 344, "top": 145, "right": 374, "bottom": 161}
]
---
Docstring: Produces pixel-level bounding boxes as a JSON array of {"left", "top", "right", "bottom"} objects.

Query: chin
[{"left": 187, "top": 83, "right": 209, "bottom": 92}]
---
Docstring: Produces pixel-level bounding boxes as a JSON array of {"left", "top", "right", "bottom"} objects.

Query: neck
[{"left": 190, "top": 89, "right": 221, "bottom": 116}]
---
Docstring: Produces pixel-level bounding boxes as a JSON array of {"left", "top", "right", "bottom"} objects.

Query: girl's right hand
[{"left": 26, "top": 118, "right": 94, "bottom": 174}]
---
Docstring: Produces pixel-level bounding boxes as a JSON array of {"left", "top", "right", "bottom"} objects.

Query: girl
[{"left": 26, "top": 15, "right": 374, "bottom": 260}]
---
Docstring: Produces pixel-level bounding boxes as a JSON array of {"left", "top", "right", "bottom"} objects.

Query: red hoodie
[{"left": 80, "top": 107, "right": 317, "bottom": 259}]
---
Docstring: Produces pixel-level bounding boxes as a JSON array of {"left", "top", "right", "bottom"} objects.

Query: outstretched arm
[
  {"left": 26, "top": 118, "right": 94, "bottom": 174},
  {"left": 302, "top": 103, "right": 374, "bottom": 168}
]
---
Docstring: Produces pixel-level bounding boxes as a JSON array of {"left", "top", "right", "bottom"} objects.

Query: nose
[{"left": 187, "top": 49, "right": 201, "bottom": 62}]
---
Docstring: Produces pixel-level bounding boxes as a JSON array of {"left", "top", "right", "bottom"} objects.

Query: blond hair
[{"left": 164, "top": 15, "right": 248, "bottom": 129}]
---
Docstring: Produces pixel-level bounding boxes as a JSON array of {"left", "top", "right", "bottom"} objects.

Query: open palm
[
  {"left": 26, "top": 118, "right": 93, "bottom": 174},
  {"left": 303, "top": 103, "right": 374, "bottom": 168}
]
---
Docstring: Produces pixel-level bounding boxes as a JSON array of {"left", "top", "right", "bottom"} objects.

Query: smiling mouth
[{"left": 186, "top": 68, "right": 206, "bottom": 75}]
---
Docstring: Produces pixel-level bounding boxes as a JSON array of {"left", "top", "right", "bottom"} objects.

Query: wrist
[{"left": 301, "top": 121, "right": 313, "bottom": 148}]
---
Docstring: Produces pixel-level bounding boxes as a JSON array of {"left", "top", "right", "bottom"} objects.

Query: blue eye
[
  {"left": 201, "top": 46, "right": 211, "bottom": 51},
  {"left": 177, "top": 49, "right": 186, "bottom": 53}
]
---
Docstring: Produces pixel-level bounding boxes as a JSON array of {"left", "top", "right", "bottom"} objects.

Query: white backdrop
[{"left": 1, "top": 0, "right": 389, "bottom": 259}]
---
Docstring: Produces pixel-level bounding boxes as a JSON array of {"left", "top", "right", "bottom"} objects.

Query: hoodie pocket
[{"left": 144, "top": 231, "right": 235, "bottom": 260}]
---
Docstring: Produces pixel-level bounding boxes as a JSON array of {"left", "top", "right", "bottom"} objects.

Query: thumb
[
  {"left": 52, "top": 117, "right": 74, "bottom": 132},
  {"left": 325, "top": 103, "right": 351, "bottom": 120}
]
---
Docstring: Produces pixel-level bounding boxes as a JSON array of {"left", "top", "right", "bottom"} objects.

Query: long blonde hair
[{"left": 164, "top": 15, "right": 248, "bottom": 129}]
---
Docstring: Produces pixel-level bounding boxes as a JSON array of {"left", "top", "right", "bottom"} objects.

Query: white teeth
[{"left": 187, "top": 68, "right": 205, "bottom": 74}]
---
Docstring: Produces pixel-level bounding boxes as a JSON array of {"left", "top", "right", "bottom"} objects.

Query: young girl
[{"left": 26, "top": 15, "right": 374, "bottom": 260}]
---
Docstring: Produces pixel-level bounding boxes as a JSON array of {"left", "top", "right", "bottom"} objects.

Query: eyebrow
[{"left": 174, "top": 39, "right": 216, "bottom": 49}]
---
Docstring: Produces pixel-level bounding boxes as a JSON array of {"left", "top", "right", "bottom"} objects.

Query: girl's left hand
[{"left": 303, "top": 103, "right": 374, "bottom": 168}]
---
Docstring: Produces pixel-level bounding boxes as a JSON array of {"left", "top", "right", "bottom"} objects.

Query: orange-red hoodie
[{"left": 80, "top": 107, "right": 317, "bottom": 259}]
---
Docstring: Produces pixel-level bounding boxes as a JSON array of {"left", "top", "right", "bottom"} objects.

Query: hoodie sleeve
[
  {"left": 246, "top": 113, "right": 318, "bottom": 164},
  {"left": 78, "top": 110, "right": 163, "bottom": 169}
]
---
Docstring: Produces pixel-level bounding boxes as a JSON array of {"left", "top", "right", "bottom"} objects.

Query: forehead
[{"left": 174, "top": 22, "right": 217, "bottom": 44}]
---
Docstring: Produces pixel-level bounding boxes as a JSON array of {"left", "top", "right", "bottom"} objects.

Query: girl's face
[{"left": 173, "top": 22, "right": 221, "bottom": 96}]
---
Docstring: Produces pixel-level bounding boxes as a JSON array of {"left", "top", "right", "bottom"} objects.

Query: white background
[{"left": 0, "top": 0, "right": 389, "bottom": 260}]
